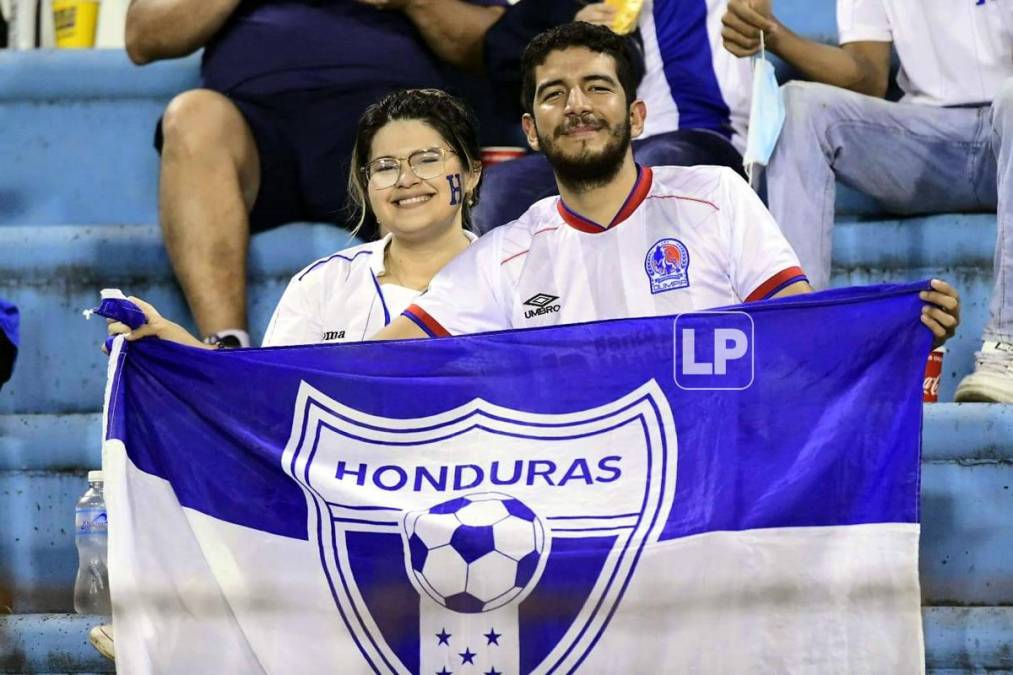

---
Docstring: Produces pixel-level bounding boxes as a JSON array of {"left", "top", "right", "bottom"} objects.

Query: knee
[
  {"left": 781, "top": 81, "right": 857, "bottom": 129},
  {"left": 161, "top": 89, "right": 248, "bottom": 159}
]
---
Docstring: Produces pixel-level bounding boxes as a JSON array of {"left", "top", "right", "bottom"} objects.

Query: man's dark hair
[
  {"left": 347, "top": 89, "right": 482, "bottom": 234},
  {"left": 520, "top": 22, "right": 645, "bottom": 116}
]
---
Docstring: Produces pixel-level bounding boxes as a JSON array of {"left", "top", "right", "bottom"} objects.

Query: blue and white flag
[{"left": 102, "top": 284, "right": 930, "bottom": 674}]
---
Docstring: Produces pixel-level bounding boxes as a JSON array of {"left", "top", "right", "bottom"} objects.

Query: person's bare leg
[{"left": 158, "top": 88, "right": 260, "bottom": 339}]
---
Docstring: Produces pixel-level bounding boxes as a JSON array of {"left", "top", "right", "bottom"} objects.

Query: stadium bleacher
[{"left": 0, "top": 0, "right": 1010, "bottom": 670}]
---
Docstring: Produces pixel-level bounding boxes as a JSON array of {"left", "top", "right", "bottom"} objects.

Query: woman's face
[{"left": 366, "top": 119, "right": 478, "bottom": 240}]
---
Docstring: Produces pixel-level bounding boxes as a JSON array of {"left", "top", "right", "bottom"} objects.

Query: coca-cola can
[{"left": 923, "top": 347, "right": 945, "bottom": 402}]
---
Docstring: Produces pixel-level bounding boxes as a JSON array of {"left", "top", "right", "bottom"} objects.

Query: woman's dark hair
[
  {"left": 520, "top": 22, "right": 645, "bottom": 115},
  {"left": 348, "top": 89, "right": 482, "bottom": 235}
]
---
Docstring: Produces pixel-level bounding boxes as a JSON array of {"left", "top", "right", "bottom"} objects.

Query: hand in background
[
  {"left": 721, "top": 0, "right": 778, "bottom": 57},
  {"left": 575, "top": 2, "right": 616, "bottom": 27}
]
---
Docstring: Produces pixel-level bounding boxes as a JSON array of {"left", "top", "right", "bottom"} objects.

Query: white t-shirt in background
[
  {"left": 262, "top": 231, "right": 477, "bottom": 346},
  {"left": 404, "top": 165, "right": 805, "bottom": 337},
  {"left": 837, "top": 0, "right": 1013, "bottom": 107}
]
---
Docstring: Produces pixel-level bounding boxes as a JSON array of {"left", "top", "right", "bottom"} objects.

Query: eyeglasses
[{"left": 363, "top": 147, "right": 457, "bottom": 189}]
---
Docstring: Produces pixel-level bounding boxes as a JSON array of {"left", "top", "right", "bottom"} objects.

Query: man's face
[{"left": 523, "top": 47, "right": 645, "bottom": 189}]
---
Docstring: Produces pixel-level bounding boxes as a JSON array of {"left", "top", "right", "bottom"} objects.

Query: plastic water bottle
[{"left": 74, "top": 470, "right": 111, "bottom": 615}]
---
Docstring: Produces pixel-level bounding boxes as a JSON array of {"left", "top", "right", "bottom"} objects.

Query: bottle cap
[
  {"left": 88, "top": 470, "right": 104, "bottom": 483},
  {"left": 100, "top": 289, "right": 127, "bottom": 300}
]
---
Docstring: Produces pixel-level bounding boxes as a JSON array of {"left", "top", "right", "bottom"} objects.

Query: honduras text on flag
[{"left": 102, "top": 283, "right": 930, "bottom": 674}]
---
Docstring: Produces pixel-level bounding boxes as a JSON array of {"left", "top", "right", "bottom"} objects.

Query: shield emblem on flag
[{"left": 282, "top": 380, "right": 677, "bottom": 674}]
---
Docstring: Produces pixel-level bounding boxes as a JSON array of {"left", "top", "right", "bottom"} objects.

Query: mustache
[{"left": 554, "top": 114, "right": 608, "bottom": 139}]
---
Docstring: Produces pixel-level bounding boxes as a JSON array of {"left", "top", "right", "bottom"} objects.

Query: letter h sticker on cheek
[{"left": 446, "top": 174, "right": 462, "bottom": 205}]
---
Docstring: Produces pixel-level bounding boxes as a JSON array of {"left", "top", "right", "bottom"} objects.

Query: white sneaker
[
  {"left": 89, "top": 623, "right": 115, "bottom": 661},
  {"left": 954, "top": 341, "right": 1013, "bottom": 403}
]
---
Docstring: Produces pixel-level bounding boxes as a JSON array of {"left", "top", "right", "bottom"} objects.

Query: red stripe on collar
[
  {"left": 611, "top": 165, "right": 653, "bottom": 226},
  {"left": 556, "top": 165, "right": 653, "bottom": 234}
]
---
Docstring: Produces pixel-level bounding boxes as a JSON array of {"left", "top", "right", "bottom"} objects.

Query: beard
[{"left": 537, "top": 113, "right": 631, "bottom": 193}]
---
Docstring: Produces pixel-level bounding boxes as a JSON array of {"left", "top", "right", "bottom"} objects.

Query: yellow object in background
[
  {"left": 53, "top": 0, "right": 100, "bottom": 48},
  {"left": 605, "top": 0, "right": 644, "bottom": 35}
]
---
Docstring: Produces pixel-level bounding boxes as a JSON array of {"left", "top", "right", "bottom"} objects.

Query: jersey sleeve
[
  {"left": 262, "top": 271, "right": 324, "bottom": 347},
  {"left": 403, "top": 232, "right": 511, "bottom": 336},
  {"left": 721, "top": 169, "right": 807, "bottom": 302},
  {"left": 837, "top": 0, "right": 892, "bottom": 44}
]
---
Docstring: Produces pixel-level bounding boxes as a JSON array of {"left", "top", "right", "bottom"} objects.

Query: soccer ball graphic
[{"left": 404, "top": 492, "right": 547, "bottom": 613}]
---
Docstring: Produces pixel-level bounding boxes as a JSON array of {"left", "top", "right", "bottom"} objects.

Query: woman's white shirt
[{"left": 262, "top": 231, "right": 477, "bottom": 347}]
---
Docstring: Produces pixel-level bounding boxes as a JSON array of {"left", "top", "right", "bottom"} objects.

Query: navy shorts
[{"left": 155, "top": 85, "right": 395, "bottom": 236}]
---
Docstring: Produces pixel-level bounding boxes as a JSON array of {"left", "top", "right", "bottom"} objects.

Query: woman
[{"left": 110, "top": 89, "right": 483, "bottom": 348}]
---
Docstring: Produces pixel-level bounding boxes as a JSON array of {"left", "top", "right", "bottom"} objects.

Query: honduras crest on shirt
[{"left": 101, "top": 283, "right": 931, "bottom": 674}]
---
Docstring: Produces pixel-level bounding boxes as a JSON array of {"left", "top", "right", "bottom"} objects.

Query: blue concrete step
[
  {"left": 920, "top": 405, "right": 1013, "bottom": 607},
  {"left": 0, "top": 223, "right": 363, "bottom": 415},
  {"left": 0, "top": 50, "right": 200, "bottom": 227},
  {"left": 831, "top": 213, "right": 997, "bottom": 402},
  {"left": 833, "top": 214, "right": 996, "bottom": 269},
  {"left": 0, "top": 606, "right": 1009, "bottom": 672},
  {"left": 0, "top": 614, "right": 112, "bottom": 674},
  {"left": 2, "top": 405, "right": 1009, "bottom": 613}
]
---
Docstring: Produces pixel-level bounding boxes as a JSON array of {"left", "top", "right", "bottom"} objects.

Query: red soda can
[{"left": 923, "top": 347, "right": 945, "bottom": 402}]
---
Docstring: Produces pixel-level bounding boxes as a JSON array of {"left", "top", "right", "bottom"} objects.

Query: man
[
  {"left": 372, "top": 22, "right": 960, "bottom": 343},
  {"left": 473, "top": 0, "right": 751, "bottom": 233},
  {"left": 720, "top": 0, "right": 1010, "bottom": 400},
  {"left": 365, "top": 0, "right": 750, "bottom": 234},
  {"left": 125, "top": 0, "right": 500, "bottom": 348}
]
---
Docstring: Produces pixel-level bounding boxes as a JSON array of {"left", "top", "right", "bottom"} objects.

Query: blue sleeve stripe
[
  {"left": 764, "top": 275, "right": 809, "bottom": 299},
  {"left": 402, "top": 310, "right": 437, "bottom": 337}
]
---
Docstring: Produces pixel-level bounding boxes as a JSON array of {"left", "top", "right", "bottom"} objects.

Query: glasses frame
[{"left": 363, "top": 147, "right": 459, "bottom": 190}]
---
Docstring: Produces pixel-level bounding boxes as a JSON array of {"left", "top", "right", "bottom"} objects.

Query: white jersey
[
  {"left": 263, "top": 232, "right": 477, "bottom": 346},
  {"left": 837, "top": 0, "right": 1013, "bottom": 107},
  {"left": 638, "top": 0, "right": 752, "bottom": 151},
  {"left": 404, "top": 165, "right": 805, "bottom": 337}
]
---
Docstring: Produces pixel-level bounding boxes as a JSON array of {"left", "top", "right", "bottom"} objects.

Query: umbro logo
[
  {"left": 524, "top": 293, "right": 559, "bottom": 308},
  {"left": 523, "top": 293, "right": 561, "bottom": 319}
]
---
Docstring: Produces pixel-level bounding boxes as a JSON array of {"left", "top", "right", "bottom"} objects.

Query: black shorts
[{"left": 155, "top": 85, "right": 395, "bottom": 235}]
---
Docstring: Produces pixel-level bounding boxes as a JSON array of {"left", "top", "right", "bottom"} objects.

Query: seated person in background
[
  {"left": 374, "top": 22, "right": 955, "bottom": 346},
  {"left": 109, "top": 89, "right": 482, "bottom": 349},
  {"left": 355, "top": 0, "right": 509, "bottom": 75},
  {"left": 721, "top": 0, "right": 1010, "bottom": 401},
  {"left": 125, "top": 0, "right": 499, "bottom": 349},
  {"left": 368, "top": 0, "right": 750, "bottom": 235}
]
